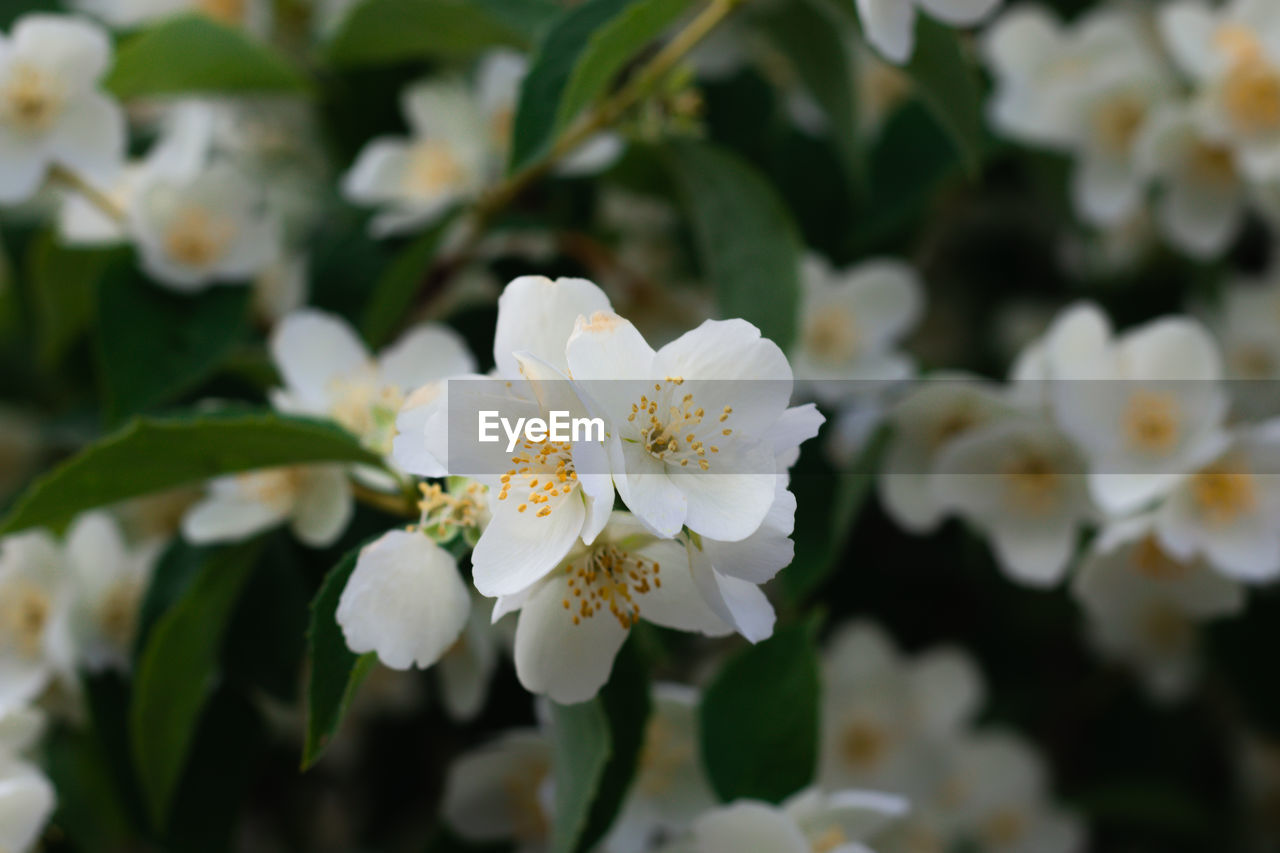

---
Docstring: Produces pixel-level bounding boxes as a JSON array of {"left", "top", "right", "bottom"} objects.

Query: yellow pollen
[
  {"left": 1130, "top": 536, "right": 1191, "bottom": 580},
  {"left": 163, "top": 205, "right": 236, "bottom": 269},
  {"left": 1093, "top": 94, "right": 1146, "bottom": 154},
  {"left": 407, "top": 139, "right": 466, "bottom": 196},
  {"left": 982, "top": 810, "right": 1028, "bottom": 846},
  {"left": 1002, "top": 452, "right": 1060, "bottom": 514},
  {"left": 327, "top": 370, "right": 405, "bottom": 452},
  {"left": 1191, "top": 460, "right": 1258, "bottom": 525},
  {"left": 840, "top": 719, "right": 888, "bottom": 769},
  {"left": 1, "top": 63, "right": 64, "bottom": 131},
  {"left": 1123, "top": 391, "right": 1181, "bottom": 454},
  {"left": 412, "top": 481, "right": 487, "bottom": 538},
  {"left": 562, "top": 545, "right": 659, "bottom": 629},
  {"left": 634, "top": 378, "right": 724, "bottom": 471},
  {"left": 1216, "top": 25, "right": 1265, "bottom": 63},
  {"left": 1, "top": 583, "right": 51, "bottom": 658},
  {"left": 1222, "top": 56, "right": 1280, "bottom": 135},
  {"left": 811, "top": 826, "right": 848, "bottom": 853},
  {"left": 1187, "top": 141, "right": 1237, "bottom": 186}
]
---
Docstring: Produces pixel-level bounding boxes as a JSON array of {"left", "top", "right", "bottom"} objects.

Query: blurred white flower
[
  {"left": 251, "top": 252, "right": 308, "bottom": 327},
  {"left": 442, "top": 728, "right": 553, "bottom": 853},
  {"left": 129, "top": 160, "right": 282, "bottom": 291},
  {"left": 933, "top": 418, "right": 1093, "bottom": 586},
  {"left": 0, "top": 706, "right": 44, "bottom": 754},
  {"left": 0, "top": 532, "right": 75, "bottom": 710},
  {"left": 342, "top": 80, "right": 490, "bottom": 238},
  {"left": 73, "top": 0, "right": 272, "bottom": 35},
  {"left": 0, "top": 755, "right": 55, "bottom": 853},
  {"left": 436, "top": 591, "right": 499, "bottom": 722},
  {"left": 508, "top": 512, "right": 730, "bottom": 704},
  {"left": 792, "top": 254, "right": 923, "bottom": 405},
  {"left": 0, "top": 407, "right": 38, "bottom": 502},
  {"left": 605, "top": 684, "right": 718, "bottom": 853},
  {"left": 1073, "top": 515, "right": 1244, "bottom": 700},
  {"left": 820, "top": 621, "right": 984, "bottom": 797},
  {"left": 856, "top": 44, "right": 913, "bottom": 134},
  {"left": 859, "top": 0, "right": 1001, "bottom": 65},
  {"left": 65, "top": 512, "right": 158, "bottom": 673},
  {"left": 0, "top": 14, "right": 125, "bottom": 203},
  {"left": 181, "top": 465, "right": 353, "bottom": 548},
  {"left": 337, "top": 529, "right": 470, "bottom": 671},
  {"left": 1211, "top": 269, "right": 1280, "bottom": 384}
]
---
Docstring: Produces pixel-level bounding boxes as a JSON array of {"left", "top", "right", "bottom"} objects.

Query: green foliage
[
  {"left": 903, "top": 17, "right": 986, "bottom": 174},
  {"left": 325, "top": 0, "right": 537, "bottom": 65},
  {"left": 700, "top": 620, "right": 821, "bottom": 803},
  {"left": 105, "top": 15, "right": 309, "bottom": 97},
  {"left": 661, "top": 139, "right": 803, "bottom": 351},
  {"left": 25, "top": 235, "right": 116, "bottom": 370},
  {"left": 130, "top": 538, "right": 264, "bottom": 829},
  {"left": 0, "top": 411, "right": 381, "bottom": 535},
  {"left": 361, "top": 211, "right": 459, "bottom": 347},
  {"left": 303, "top": 541, "right": 378, "bottom": 769}
]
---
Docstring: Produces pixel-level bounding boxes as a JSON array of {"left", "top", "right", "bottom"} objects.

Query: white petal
[
  {"left": 336, "top": 530, "right": 470, "bottom": 670},
  {"left": 634, "top": 540, "right": 732, "bottom": 635},
  {"left": 1157, "top": 2, "right": 1218, "bottom": 80},
  {"left": 909, "top": 647, "right": 984, "bottom": 734},
  {"left": 493, "top": 276, "right": 612, "bottom": 378},
  {"left": 270, "top": 309, "right": 372, "bottom": 411},
  {"left": 692, "top": 802, "right": 809, "bottom": 853},
  {"left": 702, "top": 483, "right": 796, "bottom": 583},
  {"left": 341, "top": 137, "right": 412, "bottom": 203},
  {"left": 378, "top": 324, "right": 476, "bottom": 391},
  {"left": 181, "top": 494, "right": 288, "bottom": 543},
  {"left": 857, "top": 0, "right": 918, "bottom": 64},
  {"left": 442, "top": 730, "right": 551, "bottom": 842},
  {"left": 0, "top": 127, "right": 46, "bottom": 204},
  {"left": 13, "top": 14, "right": 111, "bottom": 86},
  {"left": 1157, "top": 180, "right": 1243, "bottom": 259},
  {"left": 513, "top": 573, "right": 628, "bottom": 703},
  {"left": 917, "top": 0, "right": 1000, "bottom": 26},
  {"left": 0, "top": 761, "right": 55, "bottom": 853},
  {"left": 1072, "top": 155, "right": 1142, "bottom": 226},
  {"left": 49, "top": 92, "right": 125, "bottom": 184},
  {"left": 471, "top": 489, "right": 585, "bottom": 597},
  {"left": 290, "top": 467, "right": 353, "bottom": 547}
]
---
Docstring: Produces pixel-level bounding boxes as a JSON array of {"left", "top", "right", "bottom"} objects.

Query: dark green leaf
[
  {"left": 548, "top": 699, "right": 611, "bottom": 853},
  {"left": 509, "top": 0, "right": 634, "bottom": 173},
  {"left": 133, "top": 539, "right": 213, "bottom": 661},
  {"left": 105, "top": 15, "right": 309, "bottom": 98},
  {"left": 700, "top": 620, "right": 820, "bottom": 803},
  {"left": 130, "top": 538, "right": 264, "bottom": 829},
  {"left": 763, "top": 0, "right": 862, "bottom": 188},
  {"left": 96, "top": 263, "right": 250, "bottom": 423},
  {"left": 325, "top": 0, "right": 530, "bottom": 65},
  {"left": 0, "top": 411, "right": 382, "bottom": 536},
  {"left": 361, "top": 211, "right": 458, "bottom": 348},
  {"left": 553, "top": 0, "right": 691, "bottom": 135},
  {"left": 903, "top": 16, "right": 985, "bottom": 174},
  {"left": 661, "top": 139, "right": 802, "bottom": 350},
  {"left": 303, "top": 541, "right": 378, "bottom": 769},
  {"left": 25, "top": 235, "right": 115, "bottom": 369}
]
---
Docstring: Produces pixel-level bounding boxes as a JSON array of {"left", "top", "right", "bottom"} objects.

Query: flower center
[
  {"left": 982, "top": 809, "right": 1028, "bottom": 846},
  {"left": 1122, "top": 390, "right": 1181, "bottom": 454},
  {"left": 498, "top": 439, "right": 578, "bottom": 518},
  {"left": 562, "top": 544, "right": 660, "bottom": 629},
  {"left": 99, "top": 578, "right": 143, "bottom": 648},
  {"left": 636, "top": 714, "right": 693, "bottom": 796},
  {"left": 414, "top": 480, "right": 486, "bottom": 539},
  {"left": 1215, "top": 25, "right": 1265, "bottom": 64},
  {"left": 1222, "top": 57, "right": 1280, "bottom": 135},
  {"left": 1, "top": 583, "right": 51, "bottom": 658},
  {"left": 500, "top": 757, "right": 550, "bottom": 843},
  {"left": 810, "top": 825, "right": 848, "bottom": 853},
  {"left": 1191, "top": 460, "right": 1257, "bottom": 525},
  {"left": 929, "top": 406, "right": 978, "bottom": 451},
  {"left": 805, "top": 307, "right": 860, "bottom": 364},
  {"left": 1002, "top": 452, "right": 1061, "bottom": 515},
  {"left": 327, "top": 371, "right": 404, "bottom": 453},
  {"left": 164, "top": 206, "right": 236, "bottom": 269},
  {"left": 1, "top": 63, "right": 64, "bottom": 132},
  {"left": 1130, "top": 535, "right": 1191, "bottom": 580},
  {"left": 1187, "top": 141, "right": 1237, "bottom": 187},
  {"left": 840, "top": 718, "right": 889, "bottom": 769},
  {"left": 1231, "top": 343, "right": 1277, "bottom": 378},
  {"left": 1141, "top": 603, "right": 1193, "bottom": 653},
  {"left": 198, "top": 0, "right": 246, "bottom": 24},
  {"left": 1092, "top": 94, "right": 1146, "bottom": 155},
  {"left": 407, "top": 140, "right": 465, "bottom": 197},
  {"left": 631, "top": 378, "right": 727, "bottom": 472},
  {"left": 860, "top": 61, "right": 911, "bottom": 119},
  {"left": 236, "top": 468, "right": 305, "bottom": 511},
  {"left": 489, "top": 106, "right": 514, "bottom": 150}
]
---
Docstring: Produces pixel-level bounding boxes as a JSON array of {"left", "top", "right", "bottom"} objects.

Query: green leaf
[
  {"left": 0, "top": 411, "right": 382, "bottom": 536},
  {"left": 326, "top": 0, "right": 531, "bottom": 65},
  {"left": 763, "top": 0, "right": 862, "bottom": 188},
  {"left": 303, "top": 541, "right": 378, "bottom": 770},
  {"left": 105, "top": 15, "right": 309, "bottom": 98},
  {"left": 508, "top": 0, "right": 634, "bottom": 173},
  {"left": 903, "top": 16, "right": 985, "bottom": 174},
  {"left": 548, "top": 699, "right": 611, "bottom": 853},
  {"left": 96, "top": 263, "right": 250, "bottom": 424},
  {"left": 130, "top": 538, "right": 264, "bottom": 829},
  {"left": 553, "top": 0, "right": 691, "bottom": 135},
  {"left": 661, "top": 139, "right": 802, "bottom": 351},
  {"left": 700, "top": 620, "right": 821, "bottom": 803},
  {"left": 25, "top": 235, "right": 115, "bottom": 369},
  {"left": 361, "top": 211, "right": 458, "bottom": 348}
]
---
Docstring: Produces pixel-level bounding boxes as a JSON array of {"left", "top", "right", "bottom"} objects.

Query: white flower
[
  {"left": 64, "top": 512, "right": 157, "bottom": 672},
  {"left": 819, "top": 621, "right": 984, "bottom": 797},
  {"left": 933, "top": 417, "right": 1093, "bottom": 586},
  {"left": 1051, "top": 314, "right": 1230, "bottom": 517},
  {"left": 859, "top": 0, "right": 1001, "bottom": 65},
  {"left": 0, "top": 756, "right": 55, "bottom": 853},
  {"left": 508, "top": 512, "right": 730, "bottom": 704},
  {"left": 1135, "top": 103, "right": 1248, "bottom": 258},
  {"left": 792, "top": 255, "right": 923, "bottom": 404},
  {"left": 1007, "top": 301, "right": 1115, "bottom": 412},
  {"left": 73, "top": 0, "right": 272, "bottom": 35},
  {"left": 1153, "top": 422, "right": 1280, "bottom": 581},
  {"left": 342, "top": 79, "right": 490, "bottom": 238},
  {"left": 270, "top": 308, "right": 475, "bottom": 458},
  {"left": 442, "top": 728, "right": 553, "bottom": 853},
  {"left": 436, "top": 591, "right": 499, "bottom": 721},
  {"left": 129, "top": 160, "right": 281, "bottom": 291},
  {"left": 181, "top": 465, "right": 353, "bottom": 548},
  {"left": 0, "top": 532, "right": 75, "bottom": 710},
  {"left": 605, "top": 684, "right": 718, "bottom": 853},
  {"left": 878, "top": 377, "right": 1013, "bottom": 533},
  {"left": 1158, "top": 0, "right": 1280, "bottom": 182},
  {"left": 660, "top": 788, "right": 907, "bottom": 853},
  {"left": 0, "top": 706, "right": 44, "bottom": 754},
  {"left": 1213, "top": 271, "right": 1280, "bottom": 383},
  {"left": 1073, "top": 516, "right": 1244, "bottom": 700},
  {"left": 564, "top": 311, "right": 792, "bottom": 543},
  {"left": 251, "top": 252, "right": 308, "bottom": 326},
  {"left": 336, "top": 529, "right": 470, "bottom": 671},
  {"left": 0, "top": 14, "right": 125, "bottom": 204}
]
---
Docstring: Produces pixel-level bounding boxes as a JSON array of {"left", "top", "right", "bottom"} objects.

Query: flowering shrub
[{"left": 2, "top": 0, "right": 1280, "bottom": 851}]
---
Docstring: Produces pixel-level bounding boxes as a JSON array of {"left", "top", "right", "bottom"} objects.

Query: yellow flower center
[
  {"left": 840, "top": 718, "right": 889, "bottom": 769},
  {"left": 327, "top": 372, "right": 405, "bottom": 453},
  {"left": 805, "top": 307, "right": 861, "bottom": 364},
  {"left": 1187, "top": 141, "right": 1237, "bottom": 187},
  {"left": 1191, "top": 459, "right": 1257, "bottom": 525},
  {"left": 164, "top": 206, "right": 236, "bottom": 269},
  {"left": 1231, "top": 343, "right": 1277, "bottom": 379},
  {"left": 1, "top": 583, "right": 51, "bottom": 658},
  {"left": 99, "top": 578, "right": 143, "bottom": 649},
  {"left": 1130, "top": 535, "right": 1191, "bottom": 580},
  {"left": 236, "top": 468, "right": 305, "bottom": 512},
  {"left": 1093, "top": 95, "right": 1146, "bottom": 155},
  {"left": 561, "top": 543, "right": 661, "bottom": 629},
  {"left": 810, "top": 825, "right": 848, "bottom": 853},
  {"left": 500, "top": 756, "right": 551, "bottom": 843},
  {"left": 1215, "top": 25, "right": 1265, "bottom": 64},
  {"left": 1222, "top": 57, "right": 1280, "bottom": 135},
  {"left": 414, "top": 481, "right": 487, "bottom": 539},
  {"left": 1, "top": 63, "right": 64, "bottom": 132},
  {"left": 498, "top": 439, "right": 578, "bottom": 518},
  {"left": 1002, "top": 452, "right": 1061, "bottom": 515},
  {"left": 982, "top": 809, "right": 1028, "bottom": 846},
  {"left": 630, "top": 378, "right": 727, "bottom": 472},
  {"left": 197, "top": 0, "right": 246, "bottom": 25},
  {"left": 1123, "top": 390, "right": 1181, "bottom": 454},
  {"left": 407, "top": 140, "right": 466, "bottom": 197}
]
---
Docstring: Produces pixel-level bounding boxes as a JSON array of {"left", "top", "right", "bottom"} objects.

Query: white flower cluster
[
  {"left": 278, "top": 274, "right": 821, "bottom": 705},
  {"left": 0, "top": 511, "right": 159, "bottom": 851},
  {"left": 878, "top": 299, "right": 1277, "bottom": 698},
  {"left": 857, "top": 0, "right": 1003, "bottom": 65},
  {"left": 984, "top": 0, "right": 1280, "bottom": 259}
]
